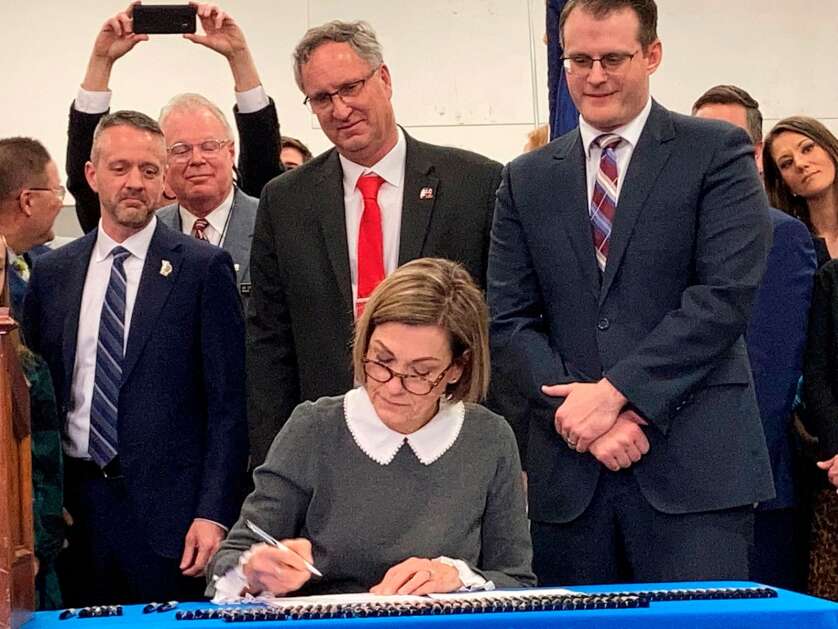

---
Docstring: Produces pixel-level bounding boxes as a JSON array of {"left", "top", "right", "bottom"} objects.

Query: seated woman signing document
[{"left": 208, "top": 258, "right": 535, "bottom": 597}]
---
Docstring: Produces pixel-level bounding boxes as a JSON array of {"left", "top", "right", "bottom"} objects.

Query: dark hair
[
  {"left": 280, "top": 136, "right": 313, "bottom": 162},
  {"left": 0, "top": 137, "right": 51, "bottom": 200},
  {"left": 91, "top": 110, "right": 164, "bottom": 163},
  {"left": 692, "top": 85, "right": 763, "bottom": 144},
  {"left": 763, "top": 116, "right": 838, "bottom": 229},
  {"left": 560, "top": 0, "right": 658, "bottom": 49}
]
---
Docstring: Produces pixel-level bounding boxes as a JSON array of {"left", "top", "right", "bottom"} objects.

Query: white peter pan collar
[{"left": 343, "top": 386, "right": 465, "bottom": 466}]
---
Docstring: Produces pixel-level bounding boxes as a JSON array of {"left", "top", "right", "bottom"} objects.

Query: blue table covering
[{"left": 27, "top": 582, "right": 838, "bottom": 629}]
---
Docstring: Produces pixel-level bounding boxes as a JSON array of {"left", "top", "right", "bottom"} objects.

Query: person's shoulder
[
  {"left": 36, "top": 232, "right": 95, "bottom": 269},
  {"left": 263, "top": 148, "right": 336, "bottom": 194},
  {"left": 234, "top": 187, "right": 259, "bottom": 213},
  {"left": 770, "top": 207, "right": 811, "bottom": 239},
  {"left": 666, "top": 105, "right": 749, "bottom": 147},
  {"left": 462, "top": 402, "right": 517, "bottom": 446},
  {"left": 407, "top": 134, "right": 502, "bottom": 173},
  {"left": 283, "top": 394, "right": 348, "bottom": 439}
]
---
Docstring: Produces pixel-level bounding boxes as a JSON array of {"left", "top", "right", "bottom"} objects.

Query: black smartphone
[{"left": 132, "top": 4, "right": 197, "bottom": 34}]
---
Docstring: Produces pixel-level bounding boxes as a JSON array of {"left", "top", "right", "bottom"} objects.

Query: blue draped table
[{"left": 26, "top": 582, "right": 838, "bottom": 629}]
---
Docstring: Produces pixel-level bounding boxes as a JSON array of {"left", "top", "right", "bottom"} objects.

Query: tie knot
[
  {"left": 194, "top": 218, "right": 210, "bottom": 230},
  {"left": 357, "top": 174, "right": 385, "bottom": 200},
  {"left": 110, "top": 246, "right": 130, "bottom": 266},
  {"left": 595, "top": 133, "right": 623, "bottom": 151}
]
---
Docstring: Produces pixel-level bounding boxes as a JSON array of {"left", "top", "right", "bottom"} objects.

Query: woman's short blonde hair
[{"left": 352, "top": 258, "right": 490, "bottom": 403}]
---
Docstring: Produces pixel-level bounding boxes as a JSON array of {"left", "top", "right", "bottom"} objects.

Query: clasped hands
[
  {"left": 244, "top": 544, "right": 462, "bottom": 596},
  {"left": 542, "top": 378, "right": 650, "bottom": 472}
]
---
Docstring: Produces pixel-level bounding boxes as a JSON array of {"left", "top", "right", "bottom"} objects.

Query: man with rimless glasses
[
  {"left": 246, "top": 21, "right": 503, "bottom": 468},
  {"left": 489, "top": 0, "right": 773, "bottom": 585}
]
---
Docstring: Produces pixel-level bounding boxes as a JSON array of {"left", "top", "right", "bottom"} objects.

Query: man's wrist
[{"left": 599, "top": 377, "right": 628, "bottom": 409}]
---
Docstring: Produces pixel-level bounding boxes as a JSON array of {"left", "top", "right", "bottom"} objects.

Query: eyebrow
[{"left": 370, "top": 339, "right": 441, "bottom": 364}]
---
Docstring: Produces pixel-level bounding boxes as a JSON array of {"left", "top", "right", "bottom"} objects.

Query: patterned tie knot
[
  {"left": 192, "top": 218, "right": 210, "bottom": 240},
  {"left": 595, "top": 133, "right": 623, "bottom": 152},
  {"left": 110, "top": 246, "right": 130, "bottom": 269},
  {"left": 357, "top": 174, "right": 385, "bottom": 200}
]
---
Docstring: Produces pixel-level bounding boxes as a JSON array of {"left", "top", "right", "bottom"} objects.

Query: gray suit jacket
[
  {"left": 489, "top": 101, "right": 775, "bottom": 522},
  {"left": 246, "top": 131, "right": 502, "bottom": 465},
  {"left": 157, "top": 187, "right": 257, "bottom": 300}
]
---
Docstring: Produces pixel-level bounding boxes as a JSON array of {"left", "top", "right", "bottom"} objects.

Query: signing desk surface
[{"left": 26, "top": 582, "right": 838, "bottom": 629}]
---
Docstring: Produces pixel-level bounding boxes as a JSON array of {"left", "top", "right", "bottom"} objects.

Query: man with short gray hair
[{"left": 247, "top": 20, "right": 502, "bottom": 466}]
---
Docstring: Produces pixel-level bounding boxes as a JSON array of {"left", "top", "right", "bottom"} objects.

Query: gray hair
[
  {"left": 293, "top": 20, "right": 384, "bottom": 91},
  {"left": 91, "top": 110, "right": 164, "bottom": 163},
  {"left": 158, "top": 93, "right": 233, "bottom": 141}
]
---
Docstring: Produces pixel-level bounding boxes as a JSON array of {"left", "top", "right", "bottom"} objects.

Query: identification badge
[{"left": 240, "top": 282, "right": 252, "bottom": 296}]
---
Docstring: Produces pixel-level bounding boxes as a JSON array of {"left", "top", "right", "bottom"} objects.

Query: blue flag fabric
[{"left": 547, "top": 0, "right": 578, "bottom": 140}]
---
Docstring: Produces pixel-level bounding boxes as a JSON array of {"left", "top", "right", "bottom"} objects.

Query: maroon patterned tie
[
  {"left": 192, "top": 217, "right": 210, "bottom": 241},
  {"left": 590, "top": 134, "right": 622, "bottom": 271}
]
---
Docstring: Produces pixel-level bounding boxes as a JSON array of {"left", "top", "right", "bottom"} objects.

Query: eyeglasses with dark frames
[
  {"left": 561, "top": 51, "right": 639, "bottom": 75},
  {"left": 362, "top": 358, "right": 454, "bottom": 396},
  {"left": 303, "top": 67, "right": 379, "bottom": 113}
]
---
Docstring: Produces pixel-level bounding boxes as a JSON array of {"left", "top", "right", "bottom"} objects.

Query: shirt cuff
[
  {"left": 235, "top": 85, "right": 269, "bottom": 114},
  {"left": 195, "top": 517, "right": 228, "bottom": 533},
  {"left": 211, "top": 548, "right": 252, "bottom": 603},
  {"left": 75, "top": 88, "right": 112, "bottom": 114},
  {"left": 435, "top": 557, "right": 494, "bottom": 592}
]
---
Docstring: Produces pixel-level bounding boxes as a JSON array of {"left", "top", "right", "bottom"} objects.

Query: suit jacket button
[{"left": 597, "top": 317, "right": 610, "bottom": 331}]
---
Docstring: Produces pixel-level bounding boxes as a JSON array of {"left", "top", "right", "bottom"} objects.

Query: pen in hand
[{"left": 245, "top": 519, "right": 323, "bottom": 578}]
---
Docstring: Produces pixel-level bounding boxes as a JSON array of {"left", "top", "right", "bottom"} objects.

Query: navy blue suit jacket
[
  {"left": 488, "top": 101, "right": 775, "bottom": 522},
  {"left": 747, "top": 210, "right": 815, "bottom": 510},
  {"left": 22, "top": 221, "right": 248, "bottom": 557}
]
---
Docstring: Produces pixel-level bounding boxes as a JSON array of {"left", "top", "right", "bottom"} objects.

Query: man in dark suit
[
  {"left": 694, "top": 85, "right": 817, "bottom": 590},
  {"left": 0, "top": 138, "right": 64, "bottom": 317},
  {"left": 488, "top": 0, "right": 774, "bottom": 585},
  {"left": 67, "top": 3, "right": 280, "bottom": 236},
  {"left": 23, "top": 111, "right": 248, "bottom": 605},
  {"left": 247, "top": 20, "right": 502, "bottom": 465}
]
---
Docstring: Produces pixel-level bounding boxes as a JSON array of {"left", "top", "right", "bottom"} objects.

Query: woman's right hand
[{"left": 242, "top": 540, "right": 313, "bottom": 596}]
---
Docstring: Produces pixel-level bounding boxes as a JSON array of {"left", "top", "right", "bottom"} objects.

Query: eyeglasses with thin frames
[
  {"left": 167, "top": 139, "right": 232, "bottom": 162},
  {"left": 303, "top": 67, "right": 379, "bottom": 113},
  {"left": 561, "top": 51, "right": 639, "bottom": 75},
  {"left": 362, "top": 358, "right": 454, "bottom": 396},
  {"left": 20, "top": 186, "right": 66, "bottom": 203}
]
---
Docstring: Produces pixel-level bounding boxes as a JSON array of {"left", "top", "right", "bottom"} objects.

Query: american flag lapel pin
[{"left": 419, "top": 187, "right": 434, "bottom": 200}]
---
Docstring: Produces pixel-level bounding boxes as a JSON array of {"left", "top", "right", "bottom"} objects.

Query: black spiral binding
[{"left": 174, "top": 587, "right": 776, "bottom": 622}]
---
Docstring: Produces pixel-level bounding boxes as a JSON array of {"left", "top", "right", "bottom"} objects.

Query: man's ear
[
  {"left": 84, "top": 160, "right": 98, "bottom": 194},
  {"left": 16, "top": 191, "right": 32, "bottom": 218}
]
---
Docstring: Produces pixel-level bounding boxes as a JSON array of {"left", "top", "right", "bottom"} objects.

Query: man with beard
[{"left": 22, "top": 111, "right": 247, "bottom": 605}]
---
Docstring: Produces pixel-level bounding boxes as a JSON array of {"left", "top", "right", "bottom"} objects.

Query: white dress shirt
[
  {"left": 64, "top": 217, "right": 157, "bottom": 459},
  {"left": 578, "top": 97, "right": 652, "bottom": 206},
  {"left": 178, "top": 187, "right": 234, "bottom": 246},
  {"left": 340, "top": 128, "right": 407, "bottom": 312}
]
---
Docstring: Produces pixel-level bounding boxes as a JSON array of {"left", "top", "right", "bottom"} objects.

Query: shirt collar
[
  {"left": 343, "top": 386, "right": 464, "bottom": 466},
  {"left": 94, "top": 216, "right": 157, "bottom": 263},
  {"left": 178, "top": 187, "right": 235, "bottom": 236},
  {"left": 340, "top": 127, "right": 406, "bottom": 192},
  {"left": 579, "top": 97, "right": 653, "bottom": 157}
]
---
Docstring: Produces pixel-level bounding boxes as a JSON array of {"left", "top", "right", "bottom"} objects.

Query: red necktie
[
  {"left": 356, "top": 174, "right": 386, "bottom": 318},
  {"left": 192, "top": 217, "right": 210, "bottom": 241}
]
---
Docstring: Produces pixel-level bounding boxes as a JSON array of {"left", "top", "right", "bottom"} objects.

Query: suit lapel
[
  {"left": 552, "top": 131, "right": 601, "bottom": 292},
  {"left": 221, "top": 188, "right": 253, "bottom": 284},
  {"left": 599, "top": 102, "right": 675, "bottom": 304},
  {"left": 62, "top": 233, "right": 97, "bottom": 401},
  {"left": 316, "top": 151, "right": 353, "bottom": 313},
  {"left": 122, "top": 222, "right": 182, "bottom": 382},
  {"left": 398, "top": 133, "right": 439, "bottom": 265}
]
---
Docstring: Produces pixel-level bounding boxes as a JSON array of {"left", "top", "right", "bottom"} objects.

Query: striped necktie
[
  {"left": 88, "top": 246, "right": 131, "bottom": 468},
  {"left": 192, "top": 217, "right": 210, "bottom": 241},
  {"left": 590, "top": 134, "right": 623, "bottom": 271}
]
